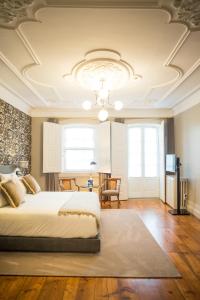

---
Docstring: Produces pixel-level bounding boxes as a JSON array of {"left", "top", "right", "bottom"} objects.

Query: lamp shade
[{"left": 18, "top": 160, "right": 28, "bottom": 169}]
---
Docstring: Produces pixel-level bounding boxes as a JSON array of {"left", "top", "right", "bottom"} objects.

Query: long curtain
[
  {"left": 164, "top": 118, "right": 175, "bottom": 155},
  {"left": 46, "top": 173, "right": 59, "bottom": 191}
]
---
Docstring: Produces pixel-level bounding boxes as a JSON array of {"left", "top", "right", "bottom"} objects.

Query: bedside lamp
[{"left": 17, "top": 160, "right": 29, "bottom": 176}]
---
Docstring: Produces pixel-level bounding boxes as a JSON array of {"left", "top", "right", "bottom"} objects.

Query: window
[
  {"left": 128, "top": 125, "right": 159, "bottom": 177},
  {"left": 63, "top": 126, "right": 95, "bottom": 171}
]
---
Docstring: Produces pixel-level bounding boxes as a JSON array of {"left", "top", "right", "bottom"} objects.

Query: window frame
[
  {"left": 128, "top": 124, "right": 160, "bottom": 178},
  {"left": 62, "top": 124, "right": 97, "bottom": 173}
]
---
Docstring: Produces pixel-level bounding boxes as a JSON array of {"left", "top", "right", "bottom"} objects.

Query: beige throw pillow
[
  {"left": 0, "top": 179, "right": 25, "bottom": 208},
  {"left": 22, "top": 174, "right": 41, "bottom": 194},
  {"left": 0, "top": 189, "right": 7, "bottom": 208}
]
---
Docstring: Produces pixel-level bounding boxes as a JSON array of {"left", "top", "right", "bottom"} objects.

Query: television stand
[{"left": 168, "top": 209, "right": 190, "bottom": 215}]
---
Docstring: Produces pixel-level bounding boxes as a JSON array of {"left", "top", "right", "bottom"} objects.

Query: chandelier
[
  {"left": 64, "top": 49, "right": 142, "bottom": 121},
  {"left": 82, "top": 79, "right": 124, "bottom": 121}
]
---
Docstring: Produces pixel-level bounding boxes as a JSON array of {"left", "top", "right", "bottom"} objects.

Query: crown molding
[
  {"left": 0, "top": 84, "right": 31, "bottom": 115},
  {"left": 30, "top": 107, "right": 173, "bottom": 118},
  {"left": 172, "top": 87, "right": 200, "bottom": 115},
  {"left": 46, "top": 1, "right": 159, "bottom": 9}
]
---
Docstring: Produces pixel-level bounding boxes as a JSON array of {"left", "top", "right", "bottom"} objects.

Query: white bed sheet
[{"left": 0, "top": 192, "right": 100, "bottom": 238}]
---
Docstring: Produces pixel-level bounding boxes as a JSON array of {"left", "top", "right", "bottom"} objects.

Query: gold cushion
[
  {"left": 0, "top": 179, "right": 25, "bottom": 208},
  {"left": 22, "top": 174, "right": 41, "bottom": 194},
  {"left": 0, "top": 188, "right": 7, "bottom": 207},
  {"left": 108, "top": 181, "right": 117, "bottom": 190},
  {"left": 102, "top": 190, "right": 119, "bottom": 196}
]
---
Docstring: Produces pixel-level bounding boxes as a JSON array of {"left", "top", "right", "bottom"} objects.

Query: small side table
[{"left": 79, "top": 185, "right": 99, "bottom": 192}]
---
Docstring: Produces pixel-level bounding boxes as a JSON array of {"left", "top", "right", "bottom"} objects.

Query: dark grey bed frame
[{"left": 0, "top": 165, "right": 100, "bottom": 253}]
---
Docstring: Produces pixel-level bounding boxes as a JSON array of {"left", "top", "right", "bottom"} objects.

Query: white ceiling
[{"left": 0, "top": 0, "right": 200, "bottom": 116}]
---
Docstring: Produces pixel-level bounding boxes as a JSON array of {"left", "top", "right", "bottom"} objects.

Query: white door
[
  {"left": 159, "top": 121, "right": 165, "bottom": 202},
  {"left": 128, "top": 124, "right": 160, "bottom": 198},
  {"left": 111, "top": 122, "right": 128, "bottom": 200},
  {"left": 96, "top": 121, "right": 111, "bottom": 173}
]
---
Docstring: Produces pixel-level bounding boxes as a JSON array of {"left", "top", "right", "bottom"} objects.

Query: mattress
[{"left": 0, "top": 192, "right": 100, "bottom": 239}]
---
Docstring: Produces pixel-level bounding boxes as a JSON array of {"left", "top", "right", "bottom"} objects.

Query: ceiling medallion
[{"left": 64, "top": 49, "right": 142, "bottom": 121}]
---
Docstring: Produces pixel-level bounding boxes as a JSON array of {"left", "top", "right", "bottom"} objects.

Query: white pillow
[{"left": 0, "top": 173, "right": 18, "bottom": 182}]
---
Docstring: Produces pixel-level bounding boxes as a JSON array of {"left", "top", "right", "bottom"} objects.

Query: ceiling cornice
[
  {"left": 0, "top": 84, "right": 31, "bottom": 115},
  {"left": 1, "top": 1, "right": 200, "bottom": 31},
  {"left": 30, "top": 107, "right": 173, "bottom": 118},
  {"left": 172, "top": 88, "right": 200, "bottom": 115}
]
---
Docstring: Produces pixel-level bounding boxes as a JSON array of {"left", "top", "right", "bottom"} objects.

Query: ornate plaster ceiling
[{"left": 0, "top": 0, "right": 200, "bottom": 115}]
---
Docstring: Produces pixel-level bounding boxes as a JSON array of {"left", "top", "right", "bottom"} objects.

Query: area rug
[{"left": 0, "top": 210, "right": 180, "bottom": 277}]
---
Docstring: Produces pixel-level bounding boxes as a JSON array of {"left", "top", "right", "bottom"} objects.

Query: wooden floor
[{"left": 1, "top": 199, "right": 200, "bottom": 300}]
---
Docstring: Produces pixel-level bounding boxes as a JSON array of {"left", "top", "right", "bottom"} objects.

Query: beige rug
[{"left": 0, "top": 210, "right": 180, "bottom": 277}]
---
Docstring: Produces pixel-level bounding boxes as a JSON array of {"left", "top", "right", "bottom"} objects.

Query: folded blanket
[{"left": 58, "top": 192, "right": 100, "bottom": 227}]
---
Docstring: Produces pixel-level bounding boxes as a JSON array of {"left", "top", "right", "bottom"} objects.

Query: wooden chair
[
  {"left": 99, "top": 177, "right": 121, "bottom": 208},
  {"left": 59, "top": 178, "right": 80, "bottom": 192}
]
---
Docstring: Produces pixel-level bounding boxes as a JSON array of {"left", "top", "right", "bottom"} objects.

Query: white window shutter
[
  {"left": 111, "top": 122, "right": 128, "bottom": 200},
  {"left": 96, "top": 121, "right": 111, "bottom": 173},
  {"left": 43, "top": 122, "right": 62, "bottom": 173}
]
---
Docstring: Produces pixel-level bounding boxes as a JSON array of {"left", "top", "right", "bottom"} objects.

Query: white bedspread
[{"left": 0, "top": 192, "right": 100, "bottom": 238}]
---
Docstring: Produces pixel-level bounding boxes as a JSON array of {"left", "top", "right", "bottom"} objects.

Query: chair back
[
  {"left": 59, "top": 178, "right": 77, "bottom": 191},
  {"left": 105, "top": 178, "right": 121, "bottom": 191}
]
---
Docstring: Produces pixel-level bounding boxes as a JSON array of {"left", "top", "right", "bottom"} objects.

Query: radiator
[
  {"left": 180, "top": 178, "right": 188, "bottom": 209},
  {"left": 166, "top": 175, "right": 188, "bottom": 209}
]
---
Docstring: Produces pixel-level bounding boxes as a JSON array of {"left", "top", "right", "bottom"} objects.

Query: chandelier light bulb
[
  {"left": 82, "top": 100, "right": 92, "bottom": 110},
  {"left": 114, "top": 101, "right": 123, "bottom": 111},
  {"left": 98, "top": 109, "right": 109, "bottom": 121}
]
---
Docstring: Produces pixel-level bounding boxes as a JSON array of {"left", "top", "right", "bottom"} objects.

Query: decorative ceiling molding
[
  {"left": 46, "top": 0, "right": 159, "bottom": 9},
  {"left": 159, "top": 57, "right": 200, "bottom": 103},
  {"left": 15, "top": 28, "right": 62, "bottom": 105},
  {"left": 0, "top": 82, "right": 31, "bottom": 114},
  {"left": 63, "top": 49, "right": 142, "bottom": 91},
  {"left": 172, "top": 87, "right": 200, "bottom": 115},
  {"left": 0, "top": 50, "right": 48, "bottom": 105},
  {"left": 0, "top": 0, "right": 200, "bottom": 32},
  {"left": 22, "top": 63, "right": 64, "bottom": 104},
  {"left": 144, "top": 27, "right": 189, "bottom": 103},
  {"left": 0, "top": 1, "right": 199, "bottom": 114},
  {"left": 0, "top": 0, "right": 45, "bottom": 29},
  {"left": 163, "top": 0, "right": 200, "bottom": 31},
  {"left": 0, "top": 79, "right": 33, "bottom": 108}
]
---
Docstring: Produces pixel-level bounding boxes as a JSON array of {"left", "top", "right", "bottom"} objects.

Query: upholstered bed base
[{"left": 0, "top": 235, "right": 100, "bottom": 253}]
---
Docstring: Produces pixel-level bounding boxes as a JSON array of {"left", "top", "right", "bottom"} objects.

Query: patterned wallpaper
[{"left": 0, "top": 99, "right": 31, "bottom": 172}]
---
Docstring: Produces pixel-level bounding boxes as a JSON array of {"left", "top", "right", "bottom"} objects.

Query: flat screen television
[{"left": 166, "top": 154, "right": 176, "bottom": 173}]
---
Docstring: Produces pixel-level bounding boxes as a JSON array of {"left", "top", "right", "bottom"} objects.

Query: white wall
[{"left": 174, "top": 103, "right": 200, "bottom": 218}]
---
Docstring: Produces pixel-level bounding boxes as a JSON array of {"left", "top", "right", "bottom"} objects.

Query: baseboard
[{"left": 187, "top": 203, "right": 200, "bottom": 219}]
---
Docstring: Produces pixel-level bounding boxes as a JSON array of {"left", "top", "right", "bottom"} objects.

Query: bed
[{"left": 0, "top": 165, "right": 100, "bottom": 253}]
